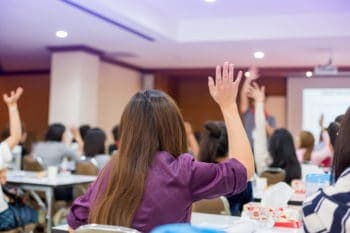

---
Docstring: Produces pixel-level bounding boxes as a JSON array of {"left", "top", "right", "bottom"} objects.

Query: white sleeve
[
  {"left": 0, "top": 142, "right": 12, "bottom": 166},
  {"left": 252, "top": 102, "right": 270, "bottom": 174}
]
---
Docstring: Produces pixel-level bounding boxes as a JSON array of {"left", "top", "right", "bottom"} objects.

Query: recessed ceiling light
[
  {"left": 56, "top": 30, "right": 68, "bottom": 38},
  {"left": 306, "top": 71, "right": 313, "bottom": 78},
  {"left": 204, "top": 0, "right": 216, "bottom": 3},
  {"left": 244, "top": 71, "right": 251, "bottom": 78},
  {"left": 254, "top": 51, "right": 264, "bottom": 59}
]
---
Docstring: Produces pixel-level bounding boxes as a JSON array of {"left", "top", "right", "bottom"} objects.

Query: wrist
[
  {"left": 8, "top": 104, "right": 18, "bottom": 111},
  {"left": 220, "top": 104, "right": 239, "bottom": 115}
]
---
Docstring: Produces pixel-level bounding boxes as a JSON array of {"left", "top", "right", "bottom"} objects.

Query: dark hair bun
[{"left": 204, "top": 121, "right": 224, "bottom": 139}]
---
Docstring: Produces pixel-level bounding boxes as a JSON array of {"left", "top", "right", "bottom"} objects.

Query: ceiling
[{"left": 1, "top": 0, "right": 350, "bottom": 71}]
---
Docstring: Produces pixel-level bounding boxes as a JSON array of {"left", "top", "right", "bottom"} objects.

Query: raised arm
[
  {"left": 247, "top": 83, "right": 270, "bottom": 174},
  {"left": 70, "top": 127, "right": 84, "bottom": 155},
  {"left": 3, "top": 87, "right": 23, "bottom": 150},
  {"left": 239, "top": 66, "right": 259, "bottom": 115},
  {"left": 208, "top": 62, "right": 255, "bottom": 179}
]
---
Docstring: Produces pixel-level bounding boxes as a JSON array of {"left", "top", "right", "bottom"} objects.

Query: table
[
  {"left": 253, "top": 191, "right": 306, "bottom": 206},
  {"left": 7, "top": 171, "right": 96, "bottom": 233},
  {"left": 52, "top": 212, "right": 303, "bottom": 233}
]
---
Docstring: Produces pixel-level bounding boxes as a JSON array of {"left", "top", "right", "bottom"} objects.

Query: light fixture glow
[
  {"left": 254, "top": 51, "right": 265, "bottom": 59},
  {"left": 306, "top": 71, "right": 313, "bottom": 78},
  {"left": 56, "top": 30, "right": 68, "bottom": 38},
  {"left": 204, "top": 0, "right": 216, "bottom": 3},
  {"left": 244, "top": 71, "right": 251, "bottom": 78}
]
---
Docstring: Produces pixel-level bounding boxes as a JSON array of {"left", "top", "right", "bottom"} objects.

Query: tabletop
[{"left": 7, "top": 170, "right": 96, "bottom": 188}]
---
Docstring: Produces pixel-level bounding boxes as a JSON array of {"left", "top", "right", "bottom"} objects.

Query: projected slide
[{"left": 302, "top": 88, "right": 350, "bottom": 141}]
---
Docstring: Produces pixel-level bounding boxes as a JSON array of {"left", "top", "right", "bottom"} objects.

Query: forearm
[
  {"left": 6, "top": 104, "right": 22, "bottom": 149},
  {"left": 253, "top": 102, "right": 269, "bottom": 174},
  {"left": 221, "top": 104, "right": 255, "bottom": 179}
]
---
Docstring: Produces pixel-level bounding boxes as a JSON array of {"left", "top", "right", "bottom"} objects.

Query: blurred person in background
[{"left": 108, "top": 125, "right": 119, "bottom": 155}]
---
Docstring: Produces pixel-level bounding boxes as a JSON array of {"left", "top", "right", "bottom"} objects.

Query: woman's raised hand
[
  {"left": 3, "top": 87, "right": 23, "bottom": 107},
  {"left": 208, "top": 62, "right": 242, "bottom": 109}
]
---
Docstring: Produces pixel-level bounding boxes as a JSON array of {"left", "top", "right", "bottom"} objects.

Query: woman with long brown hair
[{"left": 67, "top": 62, "right": 255, "bottom": 233}]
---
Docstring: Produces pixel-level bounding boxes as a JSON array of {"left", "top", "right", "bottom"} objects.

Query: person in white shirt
[{"left": 0, "top": 87, "right": 38, "bottom": 230}]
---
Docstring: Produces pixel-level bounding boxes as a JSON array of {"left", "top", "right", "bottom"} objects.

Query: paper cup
[{"left": 48, "top": 166, "right": 58, "bottom": 179}]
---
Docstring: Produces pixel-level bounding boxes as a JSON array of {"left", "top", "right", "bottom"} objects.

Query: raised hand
[
  {"left": 247, "top": 82, "right": 265, "bottom": 102},
  {"left": 246, "top": 66, "right": 259, "bottom": 81},
  {"left": 3, "top": 87, "right": 23, "bottom": 107},
  {"left": 208, "top": 62, "right": 242, "bottom": 109}
]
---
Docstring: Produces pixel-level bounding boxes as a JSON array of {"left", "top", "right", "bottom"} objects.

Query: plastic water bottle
[
  {"left": 60, "top": 157, "right": 70, "bottom": 175},
  {"left": 305, "top": 173, "right": 330, "bottom": 197}
]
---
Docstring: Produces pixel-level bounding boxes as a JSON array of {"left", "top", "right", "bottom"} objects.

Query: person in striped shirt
[{"left": 302, "top": 107, "right": 350, "bottom": 233}]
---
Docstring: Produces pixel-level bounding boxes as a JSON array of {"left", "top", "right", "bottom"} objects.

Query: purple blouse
[{"left": 67, "top": 151, "right": 247, "bottom": 233}]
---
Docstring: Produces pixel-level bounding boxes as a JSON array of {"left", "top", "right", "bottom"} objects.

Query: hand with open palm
[
  {"left": 3, "top": 87, "right": 23, "bottom": 107},
  {"left": 208, "top": 62, "right": 242, "bottom": 109}
]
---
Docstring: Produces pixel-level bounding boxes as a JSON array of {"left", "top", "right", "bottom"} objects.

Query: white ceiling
[{"left": 1, "top": 0, "right": 350, "bottom": 70}]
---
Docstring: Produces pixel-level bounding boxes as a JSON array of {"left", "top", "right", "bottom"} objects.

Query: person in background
[
  {"left": 108, "top": 125, "right": 119, "bottom": 155},
  {"left": 79, "top": 125, "right": 90, "bottom": 141},
  {"left": 248, "top": 83, "right": 301, "bottom": 184},
  {"left": 198, "top": 121, "right": 252, "bottom": 216},
  {"left": 32, "top": 123, "right": 82, "bottom": 169},
  {"left": 82, "top": 128, "right": 110, "bottom": 171},
  {"left": 67, "top": 62, "right": 255, "bottom": 233},
  {"left": 296, "top": 131, "right": 315, "bottom": 163},
  {"left": 0, "top": 87, "right": 37, "bottom": 230},
  {"left": 184, "top": 122, "right": 200, "bottom": 156},
  {"left": 239, "top": 66, "right": 276, "bottom": 147},
  {"left": 302, "top": 107, "right": 350, "bottom": 232}
]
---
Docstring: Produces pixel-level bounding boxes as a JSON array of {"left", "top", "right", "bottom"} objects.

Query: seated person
[
  {"left": 302, "top": 107, "right": 350, "bottom": 232},
  {"left": 198, "top": 121, "right": 252, "bottom": 216},
  {"left": 248, "top": 83, "right": 301, "bottom": 184},
  {"left": 67, "top": 62, "right": 255, "bottom": 233},
  {"left": 296, "top": 131, "right": 315, "bottom": 163},
  {"left": 32, "top": 123, "right": 82, "bottom": 169},
  {"left": 81, "top": 128, "right": 110, "bottom": 171},
  {"left": 0, "top": 87, "right": 38, "bottom": 230},
  {"left": 108, "top": 125, "right": 119, "bottom": 155}
]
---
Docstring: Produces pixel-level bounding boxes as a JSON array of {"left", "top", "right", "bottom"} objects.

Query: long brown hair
[
  {"left": 89, "top": 90, "right": 187, "bottom": 227},
  {"left": 333, "top": 107, "right": 350, "bottom": 181}
]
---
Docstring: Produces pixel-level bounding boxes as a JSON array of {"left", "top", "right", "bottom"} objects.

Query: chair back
[
  {"left": 23, "top": 156, "right": 44, "bottom": 172},
  {"left": 260, "top": 168, "right": 286, "bottom": 186},
  {"left": 192, "top": 197, "right": 230, "bottom": 215},
  {"left": 76, "top": 224, "right": 140, "bottom": 233},
  {"left": 76, "top": 161, "right": 99, "bottom": 176}
]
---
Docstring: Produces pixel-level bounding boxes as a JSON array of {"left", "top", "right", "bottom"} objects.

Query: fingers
[
  {"left": 208, "top": 76, "right": 215, "bottom": 97},
  {"left": 261, "top": 86, "right": 266, "bottom": 94},
  {"left": 215, "top": 65, "right": 222, "bottom": 86},
  {"left": 252, "top": 82, "right": 259, "bottom": 89},
  {"left": 15, "top": 87, "right": 23, "bottom": 98},
  {"left": 229, "top": 64, "right": 234, "bottom": 83},
  {"left": 234, "top": 70, "right": 242, "bottom": 85},
  {"left": 222, "top": 62, "right": 229, "bottom": 82}
]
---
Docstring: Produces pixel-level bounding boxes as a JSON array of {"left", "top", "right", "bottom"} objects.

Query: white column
[{"left": 49, "top": 51, "right": 100, "bottom": 126}]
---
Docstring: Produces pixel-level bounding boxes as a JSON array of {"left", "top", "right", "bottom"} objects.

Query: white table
[
  {"left": 52, "top": 212, "right": 303, "bottom": 233},
  {"left": 7, "top": 171, "right": 96, "bottom": 233}
]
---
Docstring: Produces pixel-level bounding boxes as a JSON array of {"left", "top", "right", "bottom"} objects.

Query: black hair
[
  {"left": 79, "top": 125, "right": 91, "bottom": 140},
  {"left": 111, "top": 125, "right": 119, "bottom": 141},
  {"left": 268, "top": 128, "right": 301, "bottom": 184},
  {"left": 45, "top": 123, "right": 65, "bottom": 142},
  {"left": 198, "top": 121, "right": 228, "bottom": 163},
  {"left": 335, "top": 114, "right": 344, "bottom": 124},
  {"left": 333, "top": 107, "right": 350, "bottom": 181},
  {"left": 83, "top": 128, "right": 106, "bottom": 157},
  {"left": 327, "top": 122, "right": 340, "bottom": 148}
]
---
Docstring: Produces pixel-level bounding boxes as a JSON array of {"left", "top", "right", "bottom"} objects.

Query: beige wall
[
  {"left": 97, "top": 62, "right": 142, "bottom": 143},
  {"left": 266, "top": 96, "right": 286, "bottom": 128}
]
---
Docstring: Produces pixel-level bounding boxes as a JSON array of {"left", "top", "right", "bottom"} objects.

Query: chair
[
  {"left": 192, "top": 196, "right": 231, "bottom": 215},
  {"left": 76, "top": 224, "right": 140, "bottom": 233},
  {"left": 22, "top": 156, "right": 44, "bottom": 172},
  {"left": 260, "top": 168, "right": 286, "bottom": 186},
  {"left": 75, "top": 161, "right": 99, "bottom": 197}
]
